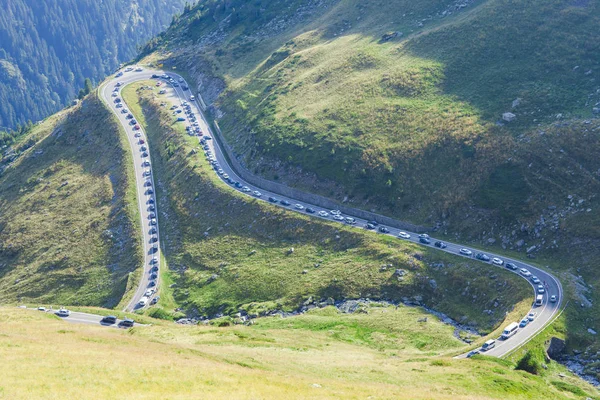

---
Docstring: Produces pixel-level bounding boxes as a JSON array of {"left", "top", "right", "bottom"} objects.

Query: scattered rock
[
  {"left": 516, "top": 239, "right": 525, "bottom": 247},
  {"left": 502, "top": 112, "right": 516, "bottom": 122},
  {"left": 511, "top": 98, "right": 522, "bottom": 108},
  {"left": 380, "top": 31, "right": 402, "bottom": 41},
  {"left": 526, "top": 245, "right": 537, "bottom": 254},
  {"left": 487, "top": 238, "right": 496, "bottom": 244},
  {"left": 588, "top": 328, "right": 597, "bottom": 335}
]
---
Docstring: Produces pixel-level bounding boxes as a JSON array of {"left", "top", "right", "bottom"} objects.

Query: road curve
[
  {"left": 102, "top": 66, "right": 563, "bottom": 357},
  {"left": 100, "top": 75, "right": 160, "bottom": 312}
]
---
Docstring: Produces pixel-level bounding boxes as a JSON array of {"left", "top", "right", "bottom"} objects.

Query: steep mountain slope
[
  {"left": 123, "top": 81, "right": 530, "bottom": 335},
  {"left": 148, "top": 0, "right": 599, "bottom": 223},
  {"left": 0, "top": 0, "right": 186, "bottom": 130},
  {"left": 0, "top": 95, "right": 140, "bottom": 307},
  {"left": 140, "top": 0, "right": 600, "bottom": 376}
]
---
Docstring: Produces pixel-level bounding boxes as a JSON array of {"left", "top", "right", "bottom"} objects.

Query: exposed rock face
[{"left": 546, "top": 337, "right": 566, "bottom": 359}]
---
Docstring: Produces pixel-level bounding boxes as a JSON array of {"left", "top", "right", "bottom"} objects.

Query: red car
[
  {"left": 139, "top": 139, "right": 145, "bottom": 144},
  {"left": 134, "top": 125, "right": 140, "bottom": 130},
  {"left": 156, "top": 82, "right": 162, "bottom": 87}
]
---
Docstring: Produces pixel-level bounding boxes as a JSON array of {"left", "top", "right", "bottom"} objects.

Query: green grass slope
[
  {"left": 142, "top": 0, "right": 600, "bottom": 361},
  {"left": 1, "top": 306, "right": 597, "bottom": 399},
  {"left": 147, "top": 0, "right": 600, "bottom": 222},
  {"left": 0, "top": 95, "right": 141, "bottom": 307},
  {"left": 123, "top": 81, "right": 530, "bottom": 334}
]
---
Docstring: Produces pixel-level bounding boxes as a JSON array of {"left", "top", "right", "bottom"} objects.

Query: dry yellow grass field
[{"left": 0, "top": 307, "right": 595, "bottom": 400}]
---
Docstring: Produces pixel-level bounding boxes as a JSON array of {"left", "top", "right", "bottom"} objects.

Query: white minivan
[{"left": 481, "top": 339, "right": 496, "bottom": 351}]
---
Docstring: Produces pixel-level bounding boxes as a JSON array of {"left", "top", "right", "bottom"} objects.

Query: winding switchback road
[{"left": 101, "top": 66, "right": 563, "bottom": 357}]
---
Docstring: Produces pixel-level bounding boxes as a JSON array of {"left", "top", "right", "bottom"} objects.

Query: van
[
  {"left": 481, "top": 339, "right": 496, "bottom": 351},
  {"left": 535, "top": 294, "right": 543, "bottom": 306},
  {"left": 500, "top": 322, "right": 519, "bottom": 340}
]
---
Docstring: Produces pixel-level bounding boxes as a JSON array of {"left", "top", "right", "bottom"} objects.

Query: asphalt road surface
[{"left": 102, "top": 66, "right": 563, "bottom": 357}]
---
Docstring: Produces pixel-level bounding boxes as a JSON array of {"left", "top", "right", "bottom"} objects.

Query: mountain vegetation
[
  {"left": 141, "top": 0, "right": 600, "bottom": 366},
  {"left": 123, "top": 81, "right": 530, "bottom": 335},
  {"left": 0, "top": 94, "right": 141, "bottom": 307},
  {"left": 0, "top": 0, "right": 186, "bottom": 131}
]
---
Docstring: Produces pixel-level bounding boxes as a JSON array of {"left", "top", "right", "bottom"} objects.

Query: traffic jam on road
[
  {"left": 106, "top": 67, "right": 561, "bottom": 353},
  {"left": 109, "top": 66, "right": 160, "bottom": 311}
]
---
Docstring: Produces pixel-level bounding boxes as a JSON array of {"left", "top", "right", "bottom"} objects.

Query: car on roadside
[
  {"left": 318, "top": 211, "right": 329, "bottom": 217},
  {"left": 530, "top": 276, "right": 541, "bottom": 284},
  {"left": 398, "top": 232, "right": 411, "bottom": 239},
  {"left": 37, "top": 306, "right": 46, "bottom": 312},
  {"left": 140, "top": 146, "right": 147, "bottom": 152},
  {"left": 345, "top": 217, "right": 356, "bottom": 225},
  {"left": 143, "top": 161, "right": 151, "bottom": 167},
  {"left": 121, "top": 108, "right": 129, "bottom": 114},
  {"left": 138, "top": 297, "right": 149, "bottom": 307},
  {"left": 150, "top": 236, "right": 158, "bottom": 243},
  {"left": 294, "top": 204, "right": 305, "bottom": 210},
  {"left": 467, "top": 350, "right": 480, "bottom": 358},
  {"left": 141, "top": 152, "right": 148, "bottom": 158},
  {"left": 234, "top": 182, "right": 243, "bottom": 189},
  {"left": 378, "top": 226, "right": 390, "bottom": 234},
  {"left": 146, "top": 189, "right": 154, "bottom": 195},
  {"left": 330, "top": 210, "right": 341, "bottom": 216},
  {"left": 144, "top": 289, "right": 155, "bottom": 297},
  {"left": 150, "top": 296, "right": 160, "bottom": 305},
  {"left": 475, "top": 253, "right": 490, "bottom": 262},
  {"left": 101, "top": 315, "right": 117, "bottom": 324},
  {"left": 118, "top": 319, "right": 134, "bottom": 328},
  {"left": 537, "top": 285, "right": 545, "bottom": 294},
  {"left": 150, "top": 219, "right": 157, "bottom": 225},
  {"left": 550, "top": 295, "right": 557, "bottom": 303},
  {"left": 418, "top": 234, "right": 430, "bottom": 239},
  {"left": 527, "top": 312, "right": 537, "bottom": 321},
  {"left": 434, "top": 241, "right": 447, "bottom": 249},
  {"left": 365, "top": 223, "right": 375, "bottom": 230},
  {"left": 148, "top": 280, "right": 156, "bottom": 287},
  {"left": 459, "top": 248, "right": 473, "bottom": 256},
  {"left": 268, "top": 197, "right": 279, "bottom": 203},
  {"left": 57, "top": 309, "right": 70, "bottom": 317},
  {"left": 492, "top": 257, "right": 504, "bottom": 266},
  {"left": 506, "top": 263, "right": 518, "bottom": 271},
  {"left": 419, "top": 237, "right": 431, "bottom": 244},
  {"left": 520, "top": 268, "right": 532, "bottom": 277},
  {"left": 252, "top": 191, "right": 262, "bottom": 197},
  {"left": 280, "top": 200, "right": 291, "bottom": 206},
  {"left": 149, "top": 227, "right": 157, "bottom": 234},
  {"left": 519, "top": 318, "right": 529, "bottom": 328},
  {"left": 144, "top": 180, "right": 152, "bottom": 187},
  {"left": 241, "top": 186, "right": 251, "bottom": 193},
  {"left": 333, "top": 214, "right": 345, "bottom": 221},
  {"left": 138, "top": 139, "right": 145, "bottom": 144},
  {"left": 305, "top": 208, "right": 316, "bottom": 214},
  {"left": 150, "top": 273, "right": 158, "bottom": 280}
]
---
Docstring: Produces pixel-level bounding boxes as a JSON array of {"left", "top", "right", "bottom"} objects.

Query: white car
[
  {"left": 550, "top": 295, "right": 557, "bottom": 303},
  {"left": 242, "top": 186, "right": 251, "bottom": 193},
  {"left": 37, "top": 306, "right": 46, "bottom": 312},
  {"left": 398, "top": 232, "right": 411, "bottom": 239},
  {"left": 138, "top": 297, "right": 149, "bottom": 307},
  {"left": 330, "top": 210, "right": 341, "bottom": 215},
  {"left": 294, "top": 204, "right": 305, "bottom": 210},
  {"left": 459, "top": 249, "right": 473, "bottom": 256},
  {"left": 491, "top": 257, "right": 504, "bottom": 266},
  {"left": 135, "top": 67, "right": 143, "bottom": 72},
  {"left": 333, "top": 214, "right": 344, "bottom": 221},
  {"left": 530, "top": 276, "right": 541, "bottom": 284},
  {"left": 318, "top": 211, "right": 329, "bottom": 217},
  {"left": 527, "top": 312, "right": 537, "bottom": 321},
  {"left": 252, "top": 191, "right": 262, "bottom": 197},
  {"left": 418, "top": 233, "right": 430, "bottom": 239},
  {"left": 520, "top": 268, "right": 531, "bottom": 277},
  {"left": 57, "top": 309, "right": 70, "bottom": 317},
  {"left": 144, "top": 289, "right": 155, "bottom": 297},
  {"left": 537, "top": 285, "right": 545, "bottom": 294},
  {"left": 121, "top": 108, "right": 129, "bottom": 114}
]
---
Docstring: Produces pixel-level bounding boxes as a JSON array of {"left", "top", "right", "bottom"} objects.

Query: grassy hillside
[
  {"left": 147, "top": 0, "right": 600, "bottom": 222},
  {"left": 123, "top": 81, "right": 530, "bottom": 335},
  {"left": 0, "top": 95, "right": 141, "bottom": 307},
  {"left": 1, "top": 307, "right": 597, "bottom": 399},
  {"left": 141, "top": 0, "right": 600, "bottom": 365}
]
